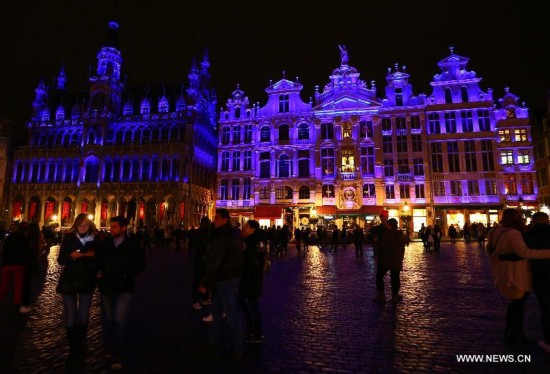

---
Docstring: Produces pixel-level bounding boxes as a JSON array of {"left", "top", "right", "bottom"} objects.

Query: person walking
[
  {"left": 448, "top": 225, "right": 457, "bottom": 243},
  {"left": 487, "top": 209, "right": 550, "bottom": 345},
  {"left": 20, "top": 223, "right": 45, "bottom": 313},
  {"left": 373, "top": 218, "right": 406, "bottom": 303},
  {"left": 0, "top": 222, "right": 31, "bottom": 312},
  {"left": 192, "top": 217, "right": 212, "bottom": 310},
  {"left": 97, "top": 216, "right": 146, "bottom": 370},
  {"left": 432, "top": 224, "right": 442, "bottom": 252},
  {"left": 523, "top": 212, "right": 550, "bottom": 352},
  {"left": 239, "top": 220, "right": 265, "bottom": 344},
  {"left": 294, "top": 227, "right": 302, "bottom": 255},
  {"left": 353, "top": 225, "right": 364, "bottom": 257},
  {"left": 330, "top": 227, "right": 339, "bottom": 252},
  {"left": 199, "top": 208, "right": 244, "bottom": 360},
  {"left": 55, "top": 214, "right": 99, "bottom": 363}
]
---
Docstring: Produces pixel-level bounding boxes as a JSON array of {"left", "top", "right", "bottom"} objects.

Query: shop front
[{"left": 253, "top": 205, "right": 284, "bottom": 228}]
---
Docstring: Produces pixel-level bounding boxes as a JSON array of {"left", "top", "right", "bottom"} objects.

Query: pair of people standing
[{"left": 56, "top": 214, "right": 145, "bottom": 370}]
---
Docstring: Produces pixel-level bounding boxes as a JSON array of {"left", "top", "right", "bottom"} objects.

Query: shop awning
[
  {"left": 316, "top": 206, "right": 337, "bottom": 215},
  {"left": 254, "top": 206, "right": 284, "bottom": 219},
  {"left": 337, "top": 206, "right": 385, "bottom": 216}
]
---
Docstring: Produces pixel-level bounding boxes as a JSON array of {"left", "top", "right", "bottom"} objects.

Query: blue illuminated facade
[
  {"left": 9, "top": 20, "right": 217, "bottom": 228},
  {"left": 217, "top": 47, "right": 537, "bottom": 231}
]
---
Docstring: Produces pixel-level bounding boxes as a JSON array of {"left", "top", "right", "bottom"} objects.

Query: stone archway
[{"left": 28, "top": 196, "right": 41, "bottom": 224}]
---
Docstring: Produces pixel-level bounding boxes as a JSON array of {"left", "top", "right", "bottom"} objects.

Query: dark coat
[
  {"left": 97, "top": 235, "right": 145, "bottom": 295},
  {"left": 56, "top": 232, "right": 100, "bottom": 295},
  {"left": 239, "top": 232, "right": 264, "bottom": 299},
  {"left": 524, "top": 223, "right": 550, "bottom": 289},
  {"left": 1, "top": 232, "right": 32, "bottom": 266},
  {"left": 378, "top": 228, "right": 406, "bottom": 271},
  {"left": 201, "top": 223, "right": 243, "bottom": 289}
]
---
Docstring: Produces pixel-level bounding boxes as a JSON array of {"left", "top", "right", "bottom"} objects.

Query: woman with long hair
[
  {"left": 19, "top": 223, "right": 45, "bottom": 313},
  {"left": 55, "top": 213, "right": 100, "bottom": 362},
  {"left": 487, "top": 208, "right": 550, "bottom": 344}
]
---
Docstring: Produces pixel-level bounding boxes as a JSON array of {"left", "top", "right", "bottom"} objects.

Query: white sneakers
[{"left": 19, "top": 306, "right": 32, "bottom": 314}]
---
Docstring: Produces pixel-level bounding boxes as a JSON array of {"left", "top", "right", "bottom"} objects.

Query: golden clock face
[
  {"left": 344, "top": 189, "right": 355, "bottom": 201},
  {"left": 301, "top": 217, "right": 309, "bottom": 225}
]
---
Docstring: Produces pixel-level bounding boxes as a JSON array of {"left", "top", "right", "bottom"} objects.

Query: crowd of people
[{"left": 2, "top": 206, "right": 550, "bottom": 369}]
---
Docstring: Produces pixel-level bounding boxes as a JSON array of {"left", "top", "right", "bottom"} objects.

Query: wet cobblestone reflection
[{"left": 1, "top": 240, "right": 548, "bottom": 373}]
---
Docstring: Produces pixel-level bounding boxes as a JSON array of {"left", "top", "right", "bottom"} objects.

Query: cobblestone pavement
[{"left": 1, "top": 240, "right": 549, "bottom": 373}]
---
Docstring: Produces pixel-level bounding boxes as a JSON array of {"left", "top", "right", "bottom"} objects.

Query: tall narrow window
[
  {"left": 233, "top": 125, "right": 241, "bottom": 143},
  {"left": 341, "top": 146, "right": 355, "bottom": 172},
  {"left": 410, "top": 116, "right": 421, "bottom": 130},
  {"left": 467, "top": 181, "right": 480, "bottom": 195},
  {"left": 400, "top": 184, "right": 410, "bottom": 198},
  {"left": 220, "top": 179, "right": 229, "bottom": 200},
  {"left": 461, "top": 86, "right": 469, "bottom": 102},
  {"left": 279, "top": 124, "right": 289, "bottom": 141},
  {"left": 383, "top": 135, "right": 393, "bottom": 153},
  {"left": 259, "top": 152, "right": 270, "bottom": 178},
  {"left": 396, "top": 117, "right": 406, "bottom": 130},
  {"left": 415, "top": 184, "right": 426, "bottom": 198},
  {"left": 431, "top": 143, "right": 444, "bottom": 172},
  {"left": 384, "top": 159, "right": 394, "bottom": 177},
  {"left": 504, "top": 174, "right": 517, "bottom": 194},
  {"left": 412, "top": 134, "right": 422, "bottom": 152},
  {"left": 434, "top": 181, "right": 446, "bottom": 196},
  {"left": 321, "top": 148, "right": 335, "bottom": 176},
  {"left": 243, "top": 151, "right": 252, "bottom": 170},
  {"left": 221, "top": 152, "right": 230, "bottom": 171},
  {"left": 363, "top": 184, "right": 376, "bottom": 198},
  {"left": 260, "top": 126, "right": 271, "bottom": 142},
  {"left": 360, "top": 121, "right": 373, "bottom": 138},
  {"left": 243, "top": 178, "right": 251, "bottom": 200},
  {"left": 341, "top": 122, "right": 352, "bottom": 138},
  {"left": 397, "top": 134, "right": 408, "bottom": 152},
  {"left": 259, "top": 186, "right": 270, "bottom": 199},
  {"left": 382, "top": 118, "right": 392, "bottom": 131},
  {"left": 447, "top": 142, "right": 460, "bottom": 172},
  {"left": 520, "top": 173, "right": 534, "bottom": 194},
  {"left": 461, "top": 111, "right": 474, "bottom": 132},
  {"left": 428, "top": 113, "right": 440, "bottom": 134},
  {"left": 278, "top": 94, "right": 289, "bottom": 113},
  {"left": 299, "top": 186, "right": 310, "bottom": 199},
  {"left": 481, "top": 140, "right": 495, "bottom": 171},
  {"left": 222, "top": 127, "right": 230, "bottom": 145},
  {"left": 413, "top": 158, "right": 424, "bottom": 176},
  {"left": 501, "top": 150, "right": 514, "bottom": 165},
  {"left": 322, "top": 184, "right": 335, "bottom": 198},
  {"left": 485, "top": 180, "right": 497, "bottom": 195},
  {"left": 464, "top": 141, "right": 477, "bottom": 171},
  {"left": 360, "top": 146, "right": 374, "bottom": 175},
  {"left": 278, "top": 154, "right": 290, "bottom": 177},
  {"left": 445, "top": 112, "right": 457, "bottom": 133},
  {"left": 478, "top": 110, "right": 491, "bottom": 131},
  {"left": 385, "top": 185, "right": 395, "bottom": 199},
  {"left": 444, "top": 87, "right": 453, "bottom": 103},
  {"left": 298, "top": 150, "right": 310, "bottom": 177},
  {"left": 244, "top": 124, "right": 252, "bottom": 143},
  {"left": 232, "top": 151, "right": 240, "bottom": 170},
  {"left": 398, "top": 158, "right": 409, "bottom": 174},
  {"left": 450, "top": 181, "right": 462, "bottom": 196},
  {"left": 395, "top": 87, "right": 403, "bottom": 106},
  {"left": 321, "top": 123, "right": 334, "bottom": 139},
  {"left": 298, "top": 123, "right": 309, "bottom": 140},
  {"left": 231, "top": 178, "right": 240, "bottom": 199}
]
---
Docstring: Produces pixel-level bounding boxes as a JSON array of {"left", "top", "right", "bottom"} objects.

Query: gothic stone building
[
  {"left": 216, "top": 47, "right": 537, "bottom": 232},
  {"left": 8, "top": 20, "right": 217, "bottom": 229}
]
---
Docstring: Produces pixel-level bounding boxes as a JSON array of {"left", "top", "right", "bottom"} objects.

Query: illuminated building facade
[
  {"left": 533, "top": 94, "right": 550, "bottom": 210},
  {"left": 8, "top": 20, "right": 217, "bottom": 228},
  {"left": 216, "top": 47, "right": 538, "bottom": 231}
]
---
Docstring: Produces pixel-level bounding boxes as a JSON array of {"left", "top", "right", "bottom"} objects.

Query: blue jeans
[
  {"left": 62, "top": 293, "right": 93, "bottom": 327},
  {"left": 209, "top": 278, "right": 243, "bottom": 353},
  {"left": 102, "top": 293, "right": 133, "bottom": 354},
  {"left": 242, "top": 297, "right": 262, "bottom": 337}
]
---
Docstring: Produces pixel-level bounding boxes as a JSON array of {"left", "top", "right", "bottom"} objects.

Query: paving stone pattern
[{"left": 1, "top": 240, "right": 549, "bottom": 373}]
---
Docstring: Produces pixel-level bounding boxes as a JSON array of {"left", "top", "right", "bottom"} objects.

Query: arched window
[
  {"left": 275, "top": 186, "right": 293, "bottom": 199},
  {"left": 299, "top": 186, "right": 310, "bottom": 199},
  {"left": 259, "top": 186, "right": 270, "bottom": 199},
  {"left": 278, "top": 154, "right": 290, "bottom": 177},
  {"left": 140, "top": 99, "right": 150, "bottom": 115},
  {"left": 461, "top": 86, "right": 469, "bottom": 103},
  {"left": 260, "top": 126, "right": 271, "bottom": 142},
  {"left": 85, "top": 159, "right": 99, "bottom": 183},
  {"left": 444, "top": 87, "right": 453, "bottom": 104},
  {"left": 279, "top": 124, "right": 289, "bottom": 141},
  {"left": 298, "top": 123, "right": 309, "bottom": 140}
]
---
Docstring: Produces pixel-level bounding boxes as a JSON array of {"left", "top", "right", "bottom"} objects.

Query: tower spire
[{"left": 57, "top": 64, "right": 66, "bottom": 90}]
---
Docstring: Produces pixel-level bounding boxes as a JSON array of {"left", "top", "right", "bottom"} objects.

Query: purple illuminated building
[
  {"left": 9, "top": 20, "right": 217, "bottom": 228},
  {"left": 216, "top": 46, "right": 537, "bottom": 232}
]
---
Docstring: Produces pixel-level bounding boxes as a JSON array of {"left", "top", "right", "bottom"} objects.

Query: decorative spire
[
  {"left": 57, "top": 64, "right": 66, "bottom": 90},
  {"left": 449, "top": 45, "right": 455, "bottom": 54}
]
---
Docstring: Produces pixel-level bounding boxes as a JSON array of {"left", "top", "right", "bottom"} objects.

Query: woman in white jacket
[{"left": 487, "top": 208, "right": 550, "bottom": 344}]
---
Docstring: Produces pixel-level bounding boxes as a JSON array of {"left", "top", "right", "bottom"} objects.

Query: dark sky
[{"left": 2, "top": 0, "right": 549, "bottom": 126}]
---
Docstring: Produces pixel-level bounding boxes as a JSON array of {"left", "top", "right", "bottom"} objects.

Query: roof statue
[{"left": 339, "top": 45, "right": 348, "bottom": 66}]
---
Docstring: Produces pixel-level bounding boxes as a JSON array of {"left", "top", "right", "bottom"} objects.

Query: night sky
[{"left": 2, "top": 0, "right": 549, "bottom": 127}]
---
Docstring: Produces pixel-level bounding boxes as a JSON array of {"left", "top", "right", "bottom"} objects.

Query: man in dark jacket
[
  {"left": 0, "top": 222, "right": 30, "bottom": 310},
  {"left": 523, "top": 212, "right": 550, "bottom": 353},
  {"left": 97, "top": 216, "right": 145, "bottom": 370},
  {"left": 199, "top": 208, "right": 244, "bottom": 359}
]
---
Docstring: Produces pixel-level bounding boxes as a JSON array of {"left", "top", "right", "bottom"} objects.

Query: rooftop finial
[
  {"left": 339, "top": 45, "right": 349, "bottom": 65},
  {"left": 449, "top": 45, "right": 455, "bottom": 54},
  {"left": 505, "top": 86, "right": 510, "bottom": 93},
  {"left": 282, "top": 70, "right": 286, "bottom": 79}
]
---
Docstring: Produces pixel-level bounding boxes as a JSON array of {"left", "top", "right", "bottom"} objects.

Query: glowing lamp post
[{"left": 400, "top": 202, "right": 412, "bottom": 241}]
